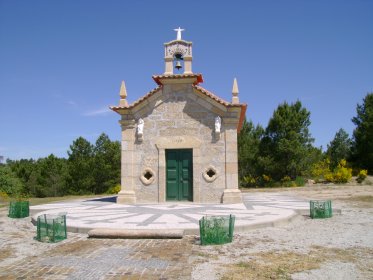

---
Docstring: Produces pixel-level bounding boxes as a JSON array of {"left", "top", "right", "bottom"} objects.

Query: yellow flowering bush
[
  {"left": 242, "top": 176, "right": 257, "bottom": 187},
  {"left": 357, "top": 169, "right": 368, "bottom": 183},
  {"left": 311, "top": 159, "right": 331, "bottom": 183},
  {"left": 0, "top": 191, "right": 9, "bottom": 202},
  {"left": 324, "top": 159, "right": 352, "bottom": 183},
  {"left": 281, "top": 176, "right": 291, "bottom": 182},
  {"left": 262, "top": 174, "right": 271, "bottom": 182},
  {"left": 281, "top": 176, "right": 297, "bottom": 187},
  {"left": 106, "top": 184, "right": 121, "bottom": 194}
]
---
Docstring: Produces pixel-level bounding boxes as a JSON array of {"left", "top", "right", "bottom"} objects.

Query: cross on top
[{"left": 174, "top": 27, "right": 185, "bottom": 40}]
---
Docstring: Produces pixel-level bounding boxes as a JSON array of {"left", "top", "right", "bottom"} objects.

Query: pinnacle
[
  {"left": 119, "top": 80, "right": 127, "bottom": 98},
  {"left": 232, "top": 78, "right": 239, "bottom": 96}
]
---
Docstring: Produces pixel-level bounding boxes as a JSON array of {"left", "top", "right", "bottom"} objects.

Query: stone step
[{"left": 88, "top": 228, "right": 184, "bottom": 239}]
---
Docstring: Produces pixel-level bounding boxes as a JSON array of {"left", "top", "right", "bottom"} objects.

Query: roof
[
  {"left": 110, "top": 75, "right": 247, "bottom": 132},
  {"left": 110, "top": 86, "right": 162, "bottom": 111},
  {"left": 152, "top": 73, "right": 203, "bottom": 85},
  {"left": 193, "top": 85, "right": 245, "bottom": 108}
]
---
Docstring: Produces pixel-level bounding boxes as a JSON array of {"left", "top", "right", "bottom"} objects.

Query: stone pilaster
[
  {"left": 164, "top": 57, "right": 173, "bottom": 75},
  {"left": 183, "top": 56, "right": 192, "bottom": 74},
  {"left": 117, "top": 119, "right": 137, "bottom": 204},
  {"left": 222, "top": 120, "right": 242, "bottom": 203}
]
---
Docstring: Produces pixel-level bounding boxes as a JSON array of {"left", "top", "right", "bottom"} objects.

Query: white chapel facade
[{"left": 110, "top": 29, "right": 247, "bottom": 204}]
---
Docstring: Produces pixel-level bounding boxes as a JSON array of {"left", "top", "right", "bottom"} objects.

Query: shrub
[
  {"left": 0, "top": 191, "right": 9, "bottom": 202},
  {"left": 241, "top": 176, "right": 257, "bottom": 188},
  {"left": 11, "top": 193, "right": 29, "bottom": 202},
  {"left": 280, "top": 176, "right": 297, "bottom": 187},
  {"left": 325, "top": 159, "right": 352, "bottom": 184},
  {"left": 262, "top": 174, "right": 274, "bottom": 187},
  {"left": 311, "top": 159, "right": 331, "bottom": 183},
  {"left": 263, "top": 174, "right": 271, "bottom": 183},
  {"left": 0, "top": 166, "right": 24, "bottom": 196},
  {"left": 331, "top": 166, "right": 352, "bottom": 183},
  {"left": 281, "top": 176, "right": 291, "bottom": 183},
  {"left": 106, "top": 184, "right": 121, "bottom": 194},
  {"left": 295, "top": 176, "right": 306, "bottom": 186},
  {"left": 357, "top": 169, "right": 368, "bottom": 184}
]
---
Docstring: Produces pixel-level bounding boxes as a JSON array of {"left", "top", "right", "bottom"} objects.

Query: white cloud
[
  {"left": 66, "top": 100, "right": 78, "bottom": 107},
  {"left": 83, "top": 107, "right": 111, "bottom": 117}
]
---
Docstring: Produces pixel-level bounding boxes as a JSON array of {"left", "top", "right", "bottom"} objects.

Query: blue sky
[{"left": 0, "top": 0, "right": 372, "bottom": 160}]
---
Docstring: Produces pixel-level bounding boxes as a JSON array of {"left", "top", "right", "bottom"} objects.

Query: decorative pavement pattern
[
  {"left": 30, "top": 193, "right": 310, "bottom": 234},
  {"left": 243, "top": 192, "right": 310, "bottom": 211}
]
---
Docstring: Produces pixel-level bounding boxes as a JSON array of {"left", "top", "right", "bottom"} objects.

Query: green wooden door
[{"left": 166, "top": 149, "right": 193, "bottom": 201}]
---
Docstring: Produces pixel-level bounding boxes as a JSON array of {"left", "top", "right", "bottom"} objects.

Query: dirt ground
[
  {"left": 192, "top": 184, "right": 373, "bottom": 280},
  {"left": 0, "top": 184, "right": 372, "bottom": 279}
]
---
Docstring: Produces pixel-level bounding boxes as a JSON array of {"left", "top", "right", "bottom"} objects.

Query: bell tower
[{"left": 164, "top": 27, "right": 193, "bottom": 75}]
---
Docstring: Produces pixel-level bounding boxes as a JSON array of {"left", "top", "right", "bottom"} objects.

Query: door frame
[
  {"left": 166, "top": 149, "right": 193, "bottom": 201},
  {"left": 155, "top": 136, "right": 202, "bottom": 203}
]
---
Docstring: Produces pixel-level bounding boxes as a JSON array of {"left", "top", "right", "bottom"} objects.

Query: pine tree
[
  {"left": 352, "top": 93, "right": 373, "bottom": 173},
  {"left": 67, "top": 137, "right": 95, "bottom": 194},
  {"left": 92, "top": 133, "right": 121, "bottom": 194},
  {"left": 326, "top": 128, "right": 352, "bottom": 169},
  {"left": 238, "top": 119, "right": 264, "bottom": 186},
  {"left": 259, "top": 101, "right": 314, "bottom": 180}
]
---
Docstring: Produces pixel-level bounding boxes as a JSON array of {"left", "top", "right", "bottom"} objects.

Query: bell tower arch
[{"left": 164, "top": 27, "right": 193, "bottom": 75}]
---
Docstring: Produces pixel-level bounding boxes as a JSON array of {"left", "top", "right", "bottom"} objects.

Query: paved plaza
[
  {"left": 2, "top": 189, "right": 362, "bottom": 280},
  {"left": 30, "top": 193, "right": 312, "bottom": 234}
]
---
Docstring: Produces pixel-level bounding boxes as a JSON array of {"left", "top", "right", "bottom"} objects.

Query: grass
[
  {"left": 343, "top": 195, "right": 373, "bottom": 202},
  {"left": 221, "top": 246, "right": 373, "bottom": 280},
  {"left": 339, "top": 195, "right": 373, "bottom": 208},
  {"left": 222, "top": 251, "right": 322, "bottom": 280}
]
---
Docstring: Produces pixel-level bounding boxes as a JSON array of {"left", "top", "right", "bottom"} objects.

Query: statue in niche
[
  {"left": 137, "top": 118, "right": 144, "bottom": 136},
  {"left": 215, "top": 116, "right": 221, "bottom": 134}
]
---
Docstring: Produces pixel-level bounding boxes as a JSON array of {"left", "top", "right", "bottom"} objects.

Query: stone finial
[
  {"left": 119, "top": 80, "right": 128, "bottom": 107},
  {"left": 232, "top": 78, "right": 239, "bottom": 104}
]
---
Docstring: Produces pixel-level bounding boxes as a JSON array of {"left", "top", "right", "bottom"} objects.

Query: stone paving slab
[
  {"left": 0, "top": 235, "right": 195, "bottom": 280},
  {"left": 30, "top": 193, "right": 315, "bottom": 234}
]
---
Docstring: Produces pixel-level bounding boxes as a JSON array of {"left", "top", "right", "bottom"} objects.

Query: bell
[{"left": 175, "top": 61, "right": 182, "bottom": 70}]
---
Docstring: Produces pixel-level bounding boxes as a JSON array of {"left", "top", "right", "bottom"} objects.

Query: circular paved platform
[{"left": 30, "top": 193, "right": 312, "bottom": 234}]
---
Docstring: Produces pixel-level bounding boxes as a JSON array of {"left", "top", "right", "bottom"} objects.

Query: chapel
[{"left": 110, "top": 28, "right": 247, "bottom": 204}]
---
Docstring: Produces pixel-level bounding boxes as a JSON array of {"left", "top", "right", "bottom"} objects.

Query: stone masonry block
[
  {"left": 226, "top": 152, "right": 238, "bottom": 163},
  {"left": 226, "top": 162, "right": 238, "bottom": 174}
]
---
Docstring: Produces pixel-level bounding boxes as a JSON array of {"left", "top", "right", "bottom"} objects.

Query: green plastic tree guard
[
  {"left": 199, "top": 214, "right": 235, "bottom": 245},
  {"left": 36, "top": 213, "right": 67, "bottom": 243},
  {"left": 310, "top": 200, "right": 332, "bottom": 219},
  {"left": 8, "top": 201, "right": 29, "bottom": 218}
]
